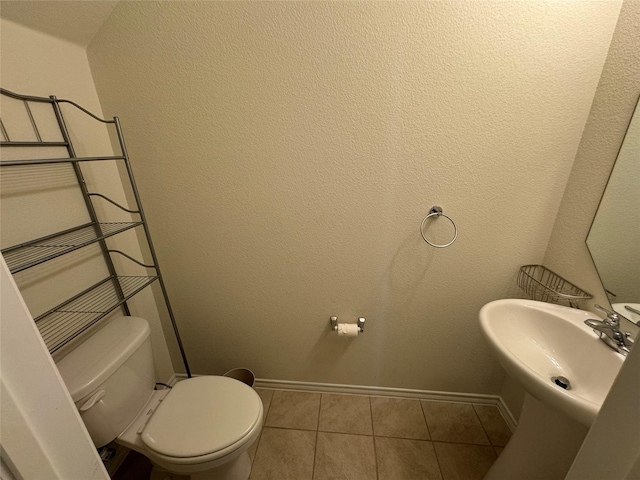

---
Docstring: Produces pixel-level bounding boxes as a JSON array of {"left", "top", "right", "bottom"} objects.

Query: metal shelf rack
[
  {"left": 517, "top": 264, "right": 593, "bottom": 308},
  {"left": 0, "top": 88, "right": 191, "bottom": 376}
]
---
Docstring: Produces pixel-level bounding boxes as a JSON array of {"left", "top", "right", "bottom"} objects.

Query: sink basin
[{"left": 479, "top": 299, "right": 624, "bottom": 427}]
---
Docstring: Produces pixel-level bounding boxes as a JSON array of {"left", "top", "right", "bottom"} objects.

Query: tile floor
[
  {"left": 114, "top": 388, "right": 512, "bottom": 480},
  {"left": 247, "top": 388, "right": 511, "bottom": 480}
]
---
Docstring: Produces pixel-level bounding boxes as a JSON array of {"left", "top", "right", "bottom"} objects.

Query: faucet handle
[
  {"left": 594, "top": 304, "right": 615, "bottom": 315},
  {"left": 594, "top": 304, "right": 620, "bottom": 326}
]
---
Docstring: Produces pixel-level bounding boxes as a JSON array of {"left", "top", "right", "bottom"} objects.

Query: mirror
[{"left": 586, "top": 96, "right": 640, "bottom": 325}]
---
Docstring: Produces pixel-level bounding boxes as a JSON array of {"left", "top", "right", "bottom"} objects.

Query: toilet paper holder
[{"left": 330, "top": 316, "right": 365, "bottom": 333}]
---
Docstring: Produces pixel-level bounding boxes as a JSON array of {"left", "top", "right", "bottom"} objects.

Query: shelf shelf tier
[
  {"left": 35, "top": 275, "right": 159, "bottom": 353},
  {"left": 2, "top": 222, "right": 143, "bottom": 274},
  {"left": 0, "top": 155, "right": 126, "bottom": 166}
]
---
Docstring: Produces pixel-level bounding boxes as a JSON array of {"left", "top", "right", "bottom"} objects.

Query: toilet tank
[{"left": 57, "top": 316, "right": 156, "bottom": 447}]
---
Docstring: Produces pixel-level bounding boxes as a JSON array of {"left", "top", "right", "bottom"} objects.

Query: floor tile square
[
  {"left": 265, "top": 390, "right": 321, "bottom": 430},
  {"left": 433, "top": 442, "right": 496, "bottom": 480},
  {"left": 370, "top": 397, "right": 430, "bottom": 440},
  {"left": 318, "top": 394, "right": 373, "bottom": 435},
  {"left": 421, "top": 401, "right": 489, "bottom": 444},
  {"left": 473, "top": 405, "right": 512, "bottom": 446},
  {"left": 313, "top": 432, "right": 376, "bottom": 480},
  {"left": 249, "top": 428, "right": 316, "bottom": 480},
  {"left": 375, "top": 437, "right": 443, "bottom": 480}
]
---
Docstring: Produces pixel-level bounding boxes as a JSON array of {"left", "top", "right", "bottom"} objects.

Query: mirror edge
[{"left": 585, "top": 93, "right": 640, "bottom": 327}]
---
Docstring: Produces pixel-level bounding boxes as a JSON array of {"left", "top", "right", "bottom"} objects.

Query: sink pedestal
[
  {"left": 479, "top": 299, "right": 624, "bottom": 478},
  {"left": 485, "top": 393, "right": 588, "bottom": 480}
]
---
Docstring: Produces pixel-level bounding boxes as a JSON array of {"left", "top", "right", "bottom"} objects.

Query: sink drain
[{"left": 551, "top": 376, "right": 571, "bottom": 390}]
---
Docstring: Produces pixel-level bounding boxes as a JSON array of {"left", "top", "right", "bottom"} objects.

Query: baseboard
[
  {"left": 173, "top": 374, "right": 518, "bottom": 431},
  {"left": 495, "top": 395, "right": 518, "bottom": 432},
  {"left": 166, "top": 373, "right": 178, "bottom": 387},
  {"left": 256, "top": 378, "right": 498, "bottom": 403}
]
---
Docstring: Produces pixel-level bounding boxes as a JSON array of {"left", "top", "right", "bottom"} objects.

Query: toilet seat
[{"left": 141, "top": 376, "right": 262, "bottom": 462}]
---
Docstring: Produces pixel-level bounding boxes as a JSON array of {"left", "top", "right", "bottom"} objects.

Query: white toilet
[{"left": 57, "top": 315, "right": 263, "bottom": 480}]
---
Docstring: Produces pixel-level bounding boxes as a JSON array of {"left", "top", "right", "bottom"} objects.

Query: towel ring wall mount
[{"left": 420, "top": 206, "right": 457, "bottom": 248}]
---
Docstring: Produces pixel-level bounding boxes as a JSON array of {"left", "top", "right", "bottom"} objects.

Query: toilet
[{"left": 56, "top": 315, "right": 263, "bottom": 480}]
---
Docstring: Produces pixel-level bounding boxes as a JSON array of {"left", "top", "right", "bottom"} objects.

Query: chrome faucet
[{"left": 584, "top": 304, "right": 634, "bottom": 356}]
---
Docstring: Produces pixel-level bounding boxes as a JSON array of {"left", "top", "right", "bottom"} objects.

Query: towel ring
[{"left": 420, "top": 206, "right": 457, "bottom": 248}]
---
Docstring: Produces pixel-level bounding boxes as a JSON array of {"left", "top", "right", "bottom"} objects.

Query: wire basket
[{"left": 517, "top": 265, "right": 593, "bottom": 308}]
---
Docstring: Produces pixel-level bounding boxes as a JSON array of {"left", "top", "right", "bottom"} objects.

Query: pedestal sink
[{"left": 479, "top": 299, "right": 625, "bottom": 480}]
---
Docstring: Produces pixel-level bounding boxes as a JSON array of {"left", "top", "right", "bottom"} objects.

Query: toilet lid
[{"left": 141, "top": 376, "right": 261, "bottom": 458}]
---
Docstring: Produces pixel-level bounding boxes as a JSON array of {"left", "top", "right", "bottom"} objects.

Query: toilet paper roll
[{"left": 337, "top": 323, "right": 359, "bottom": 337}]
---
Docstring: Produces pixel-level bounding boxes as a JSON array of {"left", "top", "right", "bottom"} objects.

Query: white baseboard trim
[
  {"left": 255, "top": 378, "right": 498, "bottom": 404},
  {"left": 173, "top": 374, "right": 518, "bottom": 432},
  {"left": 495, "top": 396, "right": 518, "bottom": 432},
  {"left": 165, "top": 373, "right": 178, "bottom": 387}
]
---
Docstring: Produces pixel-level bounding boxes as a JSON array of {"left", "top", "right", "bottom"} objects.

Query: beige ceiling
[{"left": 0, "top": 1, "right": 118, "bottom": 47}]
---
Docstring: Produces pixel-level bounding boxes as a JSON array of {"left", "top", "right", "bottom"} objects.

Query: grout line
[
  {"left": 317, "top": 427, "right": 376, "bottom": 435},
  {"left": 250, "top": 431, "right": 262, "bottom": 469},
  {"left": 261, "top": 425, "right": 318, "bottom": 433},
  {"left": 372, "top": 435, "right": 380, "bottom": 480},
  {"left": 262, "top": 423, "right": 500, "bottom": 447},
  {"left": 248, "top": 389, "right": 273, "bottom": 469},
  {"left": 262, "top": 389, "right": 280, "bottom": 428},
  {"left": 311, "top": 430, "right": 319, "bottom": 480},
  {"left": 310, "top": 393, "right": 323, "bottom": 480},
  {"left": 431, "top": 441, "right": 498, "bottom": 479},
  {"left": 432, "top": 440, "right": 497, "bottom": 449},
  {"left": 419, "top": 398, "right": 433, "bottom": 441},
  {"left": 369, "top": 397, "right": 379, "bottom": 480},
  {"left": 372, "top": 433, "right": 490, "bottom": 446},
  {"left": 317, "top": 392, "right": 323, "bottom": 431},
  {"left": 367, "top": 395, "right": 375, "bottom": 436},
  {"left": 429, "top": 436, "right": 445, "bottom": 479},
  {"left": 471, "top": 404, "right": 494, "bottom": 446},
  {"left": 258, "top": 390, "right": 273, "bottom": 422}
]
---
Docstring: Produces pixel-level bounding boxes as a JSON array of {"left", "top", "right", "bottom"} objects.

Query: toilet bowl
[{"left": 56, "top": 316, "right": 263, "bottom": 480}]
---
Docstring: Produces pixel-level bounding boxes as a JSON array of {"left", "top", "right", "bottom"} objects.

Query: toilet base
[
  {"left": 150, "top": 451, "right": 252, "bottom": 480},
  {"left": 150, "top": 466, "right": 187, "bottom": 480}
]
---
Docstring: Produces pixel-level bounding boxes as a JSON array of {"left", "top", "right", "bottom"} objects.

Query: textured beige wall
[
  {"left": 0, "top": 1, "right": 117, "bottom": 47},
  {"left": 543, "top": 0, "right": 640, "bottom": 336},
  {"left": 88, "top": 1, "right": 621, "bottom": 393},
  {"left": 0, "top": 19, "right": 176, "bottom": 381}
]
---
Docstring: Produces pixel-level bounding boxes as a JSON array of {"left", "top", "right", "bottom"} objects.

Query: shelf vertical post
[
  {"left": 113, "top": 116, "right": 192, "bottom": 378},
  {"left": 49, "top": 96, "right": 130, "bottom": 315}
]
